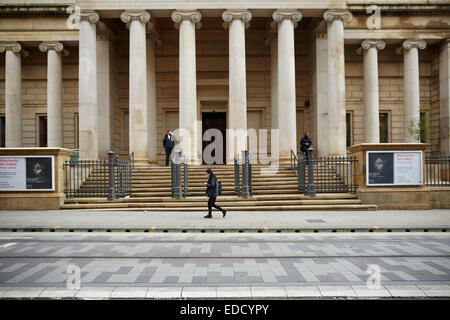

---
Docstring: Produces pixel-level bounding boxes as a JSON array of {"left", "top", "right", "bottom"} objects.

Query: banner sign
[
  {"left": 366, "top": 151, "right": 422, "bottom": 186},
  {"left": 0, "top": 156, "right": 55, "bottom": 191}
]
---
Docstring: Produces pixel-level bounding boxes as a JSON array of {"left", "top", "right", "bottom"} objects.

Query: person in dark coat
[
  {"left": 300, "top": 132, "right": 312, "bottom": 160},
  {"left": 163, "top": 130, "right": 175, "bottom": 166},
  {"left": 203, "top": 168, "right": 227, "bottom": 219}
]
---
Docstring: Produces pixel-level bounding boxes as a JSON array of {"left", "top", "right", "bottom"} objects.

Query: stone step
[{"left": 61, "top": 203, "right": 376, "bottom": 211}]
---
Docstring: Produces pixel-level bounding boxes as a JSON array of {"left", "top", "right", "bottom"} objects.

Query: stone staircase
[{"left": 62, "top": 164, "right": 377, "bottom": 211}]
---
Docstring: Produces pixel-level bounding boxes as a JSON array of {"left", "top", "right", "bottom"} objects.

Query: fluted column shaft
[
  {"left": 402, "top": 39, "right": 426, "bottom": 142},
  {"left": 147, "top": 27, "right": 160, "bottom": 164},
  {"left": 0, "top": 43, "right": 25, "bottom": 147},
  {"left": 223, "top": 10, "right": 252, "bottom": 162},
  {"left": 121, "top": 11, "right": 150, "bottom": 164},
  {"left": 40, "top": 42, "right": 65, "bottom": 147},
  {"left": 360, "top": 40, "right": 385, "bottom": 143},
  {"left": 172, "top": 10, "right": 201, "bottom": 164},
  {"left": 78, "top": 11, "right": 99, "bottom": 159},
  {"left": 324, "top": 11, "right": 352, "bottom": 155},
  {"left": 273, "top": 10, "right": 302, "bottom": 159}
]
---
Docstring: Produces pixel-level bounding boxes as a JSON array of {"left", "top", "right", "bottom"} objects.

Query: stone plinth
[{"left": 0, "top": 148, "right": 73, "bottom": 210}]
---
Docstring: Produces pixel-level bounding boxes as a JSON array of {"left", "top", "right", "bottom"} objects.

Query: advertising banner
[
  {"left": 367, "top": 151, "right": 422, "bottom": 186},
  {"left": 0, "top": 156, "right": 55, "bottom": 191}
]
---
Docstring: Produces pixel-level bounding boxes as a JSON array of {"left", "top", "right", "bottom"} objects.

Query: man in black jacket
[
  {"left": 163, "top": 130, "right": 175, "bottom": 166},
  {"left": 300, "top": 132, "right": 312, "bottom": 160},
  {"left": 203, "top": 168, "right": 227, "bottom": 219}
]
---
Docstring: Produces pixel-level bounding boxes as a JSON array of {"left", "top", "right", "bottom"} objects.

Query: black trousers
[
  {"left": 208, "top": 196, "right": 224, "bottom": 215},
  {"left": 165, "top": 148, "right": 173, "bottom": 166}
]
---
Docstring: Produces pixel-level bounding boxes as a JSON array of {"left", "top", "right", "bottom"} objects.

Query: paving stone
[
  {"left": 74, "top": 287, "right": 115, "bottom": 299},
  {"left": 110, "top": 287, "right": 148, "bottom": 299},
  {"left": 146, "top": 287, "right": 181, "bottom": 299},
  {"left": 384, "top": 285, "right": 427, "bottom": 297},
  {"left": 181, "top": 286, "right": 217, "bottom": 298},
  {"left": 318, "top": 286, "right": 357, "bottom": 297},
  {"left": 284, "top": 286, "right": 321, "bottom": 298},
  {"left": 351, "top": 285, "right": 392, "bottom": 298},
  {"left": 39, "top": 287, "right": 78, "bottom": 299},
  {"left": 0, "top": 287, "right": 12, "bottom": 298},
  {"left": 216, "top": 286, "right": 252, "bottom": 298},
  {"left": 3, "top": 287, "right": 45, "bottom": 298},
  {"left": 417, "top": 285, "right": 450, "bottom": 297},
  {"left": 250, "top": 286, "right": 287, "bottom": 298}
]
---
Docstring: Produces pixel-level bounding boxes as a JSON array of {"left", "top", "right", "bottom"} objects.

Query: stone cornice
[
  {"left": 171, "top": 10, "right": 202, "bottom": 30},
  {"left": 272, "top": 10, "right": 302, "bottom": 23},
  {"left": 0, "top": 42, "right": 28, "bottom": 57},
  {"left": 323, "top": 10, "right": 353, "bottom": 24},
  {"left": 120, "top": 11, "right": 151, "bottom": 24},
  {"left": 222, "top": 9, "right": 252, "bottom": 29},
  {"left": 403, "top": 39, "right": 427, "bottom": 50}
]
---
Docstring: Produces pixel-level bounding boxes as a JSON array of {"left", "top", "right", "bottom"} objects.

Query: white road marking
[{"left": 0, "top": 242, "right": 18, "bottom": 249}]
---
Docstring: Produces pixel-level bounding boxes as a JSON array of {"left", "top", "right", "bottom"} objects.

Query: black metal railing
[
  {"left": 234, "top": 150, "right": 252, "bottom": 197},
  {"left": 425, "top": 155, "right": 450, "bottom": 187},
  {"left": 171, "top": 150, "right": 188, "bottom": 198},
  {"left": 290, "top": 149, "right": 358, "bottom": 194},
  {"left": 64, "top": 151, "right": 133, "bottom": 199}
]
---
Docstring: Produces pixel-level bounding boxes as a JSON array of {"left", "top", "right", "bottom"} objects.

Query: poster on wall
[
  {"left": 0, "top": 156, "right": 54, "bottom": 191},
  {"left": 366, "top": 151, "right": 422, "bottom": 186}
]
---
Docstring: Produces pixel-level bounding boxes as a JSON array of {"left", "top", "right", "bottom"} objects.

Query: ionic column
[
  {"left": 121, "top": 11, "right": 150, "bottom": 165},
  {"left": 172, "top": 10, "right": 202, "bottom": 164},
  {"left": 77, "top": 11, "right": 99, "bottom": 159},
  {"left": 401, "top": 39, "right": 427, "bottom": 143},
  {"left": 39, "top": 42, "right": 67, "bottom": 147},
  {"left": 440, "top": 39, "right": 450, "bottom": 153},
  {"left": 265, "top": 22, "right": 278, "bottom": 134},
  {"left": 222, "top": 9, "right": 252, "bottom": 163},
  {"left": 147, "top": 23, "right": 161, "bottom": 164},
  {"left": 358, "top": 40, "right": 385, "bottom": 143},
  {"left": 0, "top": 43, "right": 27, "bottom": 147},
  {"left": 272, "top": 10, "right": 302, "bottom": 160},
  {"left": 324, "top": 10, "right": 352, "bottom": 155}
]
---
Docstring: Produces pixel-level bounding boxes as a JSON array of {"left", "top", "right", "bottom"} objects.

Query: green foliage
[{"left": 407, "top": 117, "right": 431, "bottom": 143}]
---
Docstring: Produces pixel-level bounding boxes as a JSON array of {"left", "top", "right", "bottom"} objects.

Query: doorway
[{"left": 202, "top": 112, "right": 226, "bottom": 165}]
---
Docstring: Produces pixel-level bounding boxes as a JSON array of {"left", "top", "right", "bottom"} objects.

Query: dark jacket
[
  {"left": 206, "top": 174, "right": 218, "bottom": 198},
  {"left": 300, "top": 136, "right": 312, "bottom": 153},
  {"left": 163, "top": 134, "right": 175, "bottom": 150}
]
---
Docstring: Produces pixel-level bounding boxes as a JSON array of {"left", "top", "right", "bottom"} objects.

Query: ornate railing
[{"left": 425, "top": 155, "right": 450, "bottom": 187}]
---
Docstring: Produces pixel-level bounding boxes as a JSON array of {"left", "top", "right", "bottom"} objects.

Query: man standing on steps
[
  {"left": 163, "top": 130, "right": 175, "bottom": 166},
  {"left": 204, "top": 168, "right": 227, "bottom": 219},
  {"left": 300, "top": 131, "right": 312, "bottom": 161}
]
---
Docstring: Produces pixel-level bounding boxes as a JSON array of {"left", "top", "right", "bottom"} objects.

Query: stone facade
[{"left": 0, "top": 1, "right": 449, "bottom": 164}]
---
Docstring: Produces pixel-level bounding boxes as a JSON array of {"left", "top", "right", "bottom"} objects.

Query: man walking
[
  {"left": 163, "top": 130, "right": 175, "bottom": 166},
  {"left": 203, "top": 168, "right": 227, "bottom": 219}
]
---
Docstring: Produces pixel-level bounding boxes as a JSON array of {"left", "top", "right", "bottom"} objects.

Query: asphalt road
[{"left": 0, "top": 232, "right": 449, "bottom": 289}]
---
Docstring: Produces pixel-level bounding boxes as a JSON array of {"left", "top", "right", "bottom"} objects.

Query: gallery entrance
[{"left": 202, "top": 112, "right": 226, "bottom": 165}]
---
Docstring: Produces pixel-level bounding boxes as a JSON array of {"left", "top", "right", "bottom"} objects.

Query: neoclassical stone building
[{"left": 0, "top": 0, "right": 449, "bottom": 165}]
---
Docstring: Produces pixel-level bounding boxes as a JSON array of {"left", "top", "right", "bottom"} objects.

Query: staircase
[{"left": 62, "top": 164, "right": 377, "bottom": 211}]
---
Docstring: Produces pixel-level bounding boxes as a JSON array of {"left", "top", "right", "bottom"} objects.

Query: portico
[{"left": 0, "top": 1, "right": 449, "bottom": 164}]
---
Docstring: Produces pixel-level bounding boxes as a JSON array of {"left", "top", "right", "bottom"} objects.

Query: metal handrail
[{"left": 290, "top": 149, "right": 299, "bottom": 176}]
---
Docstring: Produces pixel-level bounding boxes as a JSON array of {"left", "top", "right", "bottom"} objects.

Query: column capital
[
  {"left": 39, "top": 41, "right": 63, "bottom": 53},
  {"left": 356, "top": 39, "right": 385, "bottom": 54},
  {"left": 120, "top": 11, "right": 151, "bottom": 24},
  {"left": 272, "top": 10, "right": 302, "bottom": 24},
  {"left": 222, "top": 9, "right": 252, "bottom": 29},
  {"left": 0, "top": 42, "right": 29, "bottom": 57},
  {"left": 171, "top": 10, "right": 202, "bottom": 29},
  {"left": 403, "top": 39, "right": 427, "bottom": 50},
  {"left": 76, "top": 11, "right": 100, "bottom": 24},
  {"left": 323, "top": 10, "right": 353, "bottom": 24}
]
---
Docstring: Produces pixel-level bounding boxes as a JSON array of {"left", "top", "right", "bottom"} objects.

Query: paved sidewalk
[
  {"left": 0, "top": 209, "right": 449, "bottom": 231},
  {"left": 1, "top": 285, "right": 449, "bottom": 299}
]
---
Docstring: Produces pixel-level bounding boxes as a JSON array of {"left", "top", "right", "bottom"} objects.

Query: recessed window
[
  {"left": 346, "top": 112, "right": 352, "bottom": 147},
  {"left": 0, "top": 116, "right": 5, "bottom": 147},
  {"left": 379, "top": 112, "right": 389, "bottom": 143},
  {"left": 38, "top": 115, "right": 47, "bottom": 147},
  {"left": 420, "top": 111, "right": 428, "bottom": 143}
]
